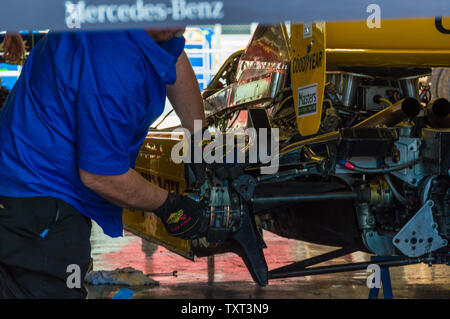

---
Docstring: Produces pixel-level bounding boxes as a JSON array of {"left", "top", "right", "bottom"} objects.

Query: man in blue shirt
[{"left": 0, "top": 28, "right": 208, "bottom": 298}]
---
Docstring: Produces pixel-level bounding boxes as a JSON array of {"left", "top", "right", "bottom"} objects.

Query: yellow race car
[{"left": 124, "top": 18, "right": 450, "bottom": 286}]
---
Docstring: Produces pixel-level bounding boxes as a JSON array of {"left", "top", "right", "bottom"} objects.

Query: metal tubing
[
  {"left": 426, "top": 98, "right": 450, "bottom": 128},
  {"left": 268, "top": 257, "right": 431, "bottom": 279},
  {"left": 251, "top": 192, "right": 357, "bottom": 205},
  {"left": 269, "top": 247, "right": 356, "bottom": 276},
  {"left": 355, "top": 97, "right": 421, "bottom": 128}
]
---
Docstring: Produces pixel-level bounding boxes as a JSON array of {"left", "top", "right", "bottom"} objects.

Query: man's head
[{"left": 146, "top": 27, "right": 186, "bottom": 43}]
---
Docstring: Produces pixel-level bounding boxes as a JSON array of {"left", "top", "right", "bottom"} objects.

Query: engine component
[
  {"left": 231, "top": 174, "right": 256, "bottom": 201},
  {"left": 355, "top": 201, "right": 396, "bottom": 256},
  {"left": 392, "top": 200, "right": 448, "bottom": 257},
  {"left": 355, "top": 179, "right": 396, "bottom": 256},
  {"left": 422, "top": 127, "right": 450, "bottom": 176},
  {"left": 320, "top": 102, "right": 341, "bottom": 133},
  {"left": 387, "top": 135, "right": 425, "bottom": 187},
  {"left": 369, "top": 177, "right": 393, "bottom": 209},
  {"left": 428, "top": 178, "right": 450, "bottom": 243},
  {"left": 337, "top": 127, "right": 398, "bottom": 158},
  {"left": 426, "top": 98, "right": 450, "bottom": 128},
  {"left": 204, "top": 186, "right": 240, "bottom": 242},
  {"left": 399, "top": 78, "right": 420, "bottom": 99},
  {"left": 326, "top": 72, "right": 368, "bottom": 107},
  {"left": 357, "top": 85, "right": 400, "bottom": 111},
  {"left": 355, "top": 97, "right": 421, "bottom": 128},
  {"left": 190, "top": 174, "right": 269, "bottom": 286}
]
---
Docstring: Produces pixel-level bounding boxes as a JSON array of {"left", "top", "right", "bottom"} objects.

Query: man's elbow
[
  {"left": 79, "top": 168, "right": 131, "bottom": 191},
  {"left": 79, "top": 169, "right": 102, "bottom": 190}
]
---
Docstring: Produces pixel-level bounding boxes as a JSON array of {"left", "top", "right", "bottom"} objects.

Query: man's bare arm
[
  {"left": 79, "top": 168, "right": 168, "bottom": 211},
  {"left": 79, "top": 52, "right": 206, "bottom": 212},
  {"left": 166, "top": 51, "right": 207, "bottom": 133}
]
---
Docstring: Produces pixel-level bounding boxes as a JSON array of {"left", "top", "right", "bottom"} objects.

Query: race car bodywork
[{"left": 123, "top": 17, "right": 450, "bottom": 286}]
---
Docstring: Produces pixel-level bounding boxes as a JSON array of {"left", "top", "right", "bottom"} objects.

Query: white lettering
[
  {"left": 84, "top": 5, "right": 98, "bottom": 23},
  {"left": 366, "top": 4, "right": 381, "bottom": 29},
  {"left": 97, "top": 5, "right": 108, "bottom": 23},
  {"left": 181, "top": 303, "right": 216, "bottom": 317},
  {"left": 170, "top": 120, "right": 279, "bottom": 174},
  {"left": 65, "top": 0, "right": 225, "bottom": 28},
  {"left": 106, "top": 5, "right": 118, "bottom": 23},
  {"left": 117, "top": 4, "right": 130, "bottom": 22},
  {"left": 128, "top": 4, "right": 139, "bottom": 21},
  {"left": 366, "top": 264, "right": 381, "bottom": 288},
  {"left": 66, "top": 264, "right": 81, "bottom": 289}
]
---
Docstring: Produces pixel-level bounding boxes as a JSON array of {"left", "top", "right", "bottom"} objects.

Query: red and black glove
[{"left": 153, "top": 193, "right": 208, "bottom": 240}]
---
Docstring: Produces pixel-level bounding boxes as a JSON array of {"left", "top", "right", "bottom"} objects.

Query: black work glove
[
  {"left": 186, "top": 127, "right": 232, "bottom": 185},
  {"left": 186, "top": 126, "right": 209, "bottom": 187},
  {"left": 153, "top": 193, "right": 208, "bottom": 240}
]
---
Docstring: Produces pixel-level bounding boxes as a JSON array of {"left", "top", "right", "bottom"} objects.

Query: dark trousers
[{"left": 0, "top": 196, "right": 91, "bottom": 298}]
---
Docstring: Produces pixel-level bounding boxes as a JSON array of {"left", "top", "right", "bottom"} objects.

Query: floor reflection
[{"left": 87, "top": 222, "right": 450, "bottom": 299}]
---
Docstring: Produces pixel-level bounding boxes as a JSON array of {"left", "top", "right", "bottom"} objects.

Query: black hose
[
  {"left": 383, "top": 174, "right": 411, "bottom": 207},
  {"left": 349, "top": 158, "right": 421, "bottom": 174},
  {"left": 251, "top": 192, "right": 357, "bottom": 205}
]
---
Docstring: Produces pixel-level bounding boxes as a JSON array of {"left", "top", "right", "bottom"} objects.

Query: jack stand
[{"left": 368, "top": 256, "right": 394, "bottom": 299}]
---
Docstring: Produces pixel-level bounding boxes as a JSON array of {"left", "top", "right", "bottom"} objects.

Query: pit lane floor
[{"left": 86, "top": 222, "right": 450, "bottom": 299}]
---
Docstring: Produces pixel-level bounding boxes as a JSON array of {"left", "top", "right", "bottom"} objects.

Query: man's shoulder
[{"left": 83, "top": 31, "right": 151, "bottom": 94}]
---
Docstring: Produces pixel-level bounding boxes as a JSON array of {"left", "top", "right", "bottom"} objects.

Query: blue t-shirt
[{"left": 0, "top": 30, "right": 185, "bottom": 237}]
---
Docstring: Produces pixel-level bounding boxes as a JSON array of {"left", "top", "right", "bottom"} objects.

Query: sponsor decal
[
  {"left": 169, "top": 215, "right": 192, "bottom": 233},
  {"left": 166, "top": 209, "right": 185, "bottom": 224},
  {"left": 297, "top": 83, "right": 318, "bottom": 117},
  {"left": 65, "top": 0, "right": 224, "bottom": 28},
  {"left": 435, "top": 16, "right": 450, "bottom": 34},
  {"left": 303, "top": 22, "right": 312, "bottom": 38},
  {"left": 292, "top": 50, "right": 324, "bottom": 74}
]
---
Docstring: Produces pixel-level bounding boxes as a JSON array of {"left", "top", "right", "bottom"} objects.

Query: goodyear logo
[
  {"left": 292, "top": 50, "right": 324, "bottom": 74},
  {"left": 166, "top": 209, "right": 184, "bottom": 224}
]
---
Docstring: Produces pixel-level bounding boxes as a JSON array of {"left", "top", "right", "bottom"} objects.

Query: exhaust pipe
[
  {"left": 426, "top": 98, "right": 450, "bottom": 128},
  {"left": 355, "top": 97, "right": 421, "bottom": 128}
]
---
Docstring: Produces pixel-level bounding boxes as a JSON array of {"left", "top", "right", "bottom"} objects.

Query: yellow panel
[
  {"left": 325, "top": 17, "right": 450, "bottom": 67},
  {"left": 327, "top": 49, "right": 450, "bottom": 68},
  {"left": 326, "top": 17, "right": 450, "bottom": 50},
  {"left": 122, "top": 132, "right": 193, "bottom": 259},
  {"left": 291, "top": 22, "right": 327, "bottom": 136}
]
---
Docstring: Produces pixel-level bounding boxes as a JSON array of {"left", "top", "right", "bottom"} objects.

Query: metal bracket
[
  {"left": 392, "top": 200, "right": 448, "bottom": 257},
  {"left": 388, "top": 137, "right": 425, "bottom": 187},
  {"left": 363, "top": 231, "right": 396, "bottom": 256},
  {"left": 231, "top": 174, "right": 256, "bottom": 202},
  {"left": 232, "top": 203, "right": 268, "bottom": 286}
]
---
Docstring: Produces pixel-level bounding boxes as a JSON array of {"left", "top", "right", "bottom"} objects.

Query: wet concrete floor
[{"left": 86, "top": 222, "right": 450, "bottom": 299}]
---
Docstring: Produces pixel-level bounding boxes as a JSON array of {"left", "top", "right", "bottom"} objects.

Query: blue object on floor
[
  {"left": 112, "top": 288, "right": 134, "bottom": 299},
  {"left": 368, "top": 256, "right": 394, "bottom": 299},
  {"left": 40, "top": 229, "right": 49, "bottom": 238}
]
